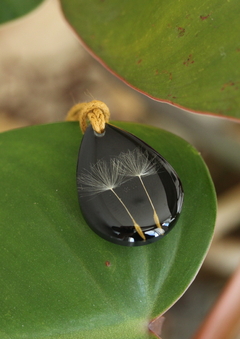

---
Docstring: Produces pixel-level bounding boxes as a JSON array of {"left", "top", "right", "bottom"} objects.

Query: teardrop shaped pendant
[{"left": 67, "top": 101, "right": 184, "bottom": 246}]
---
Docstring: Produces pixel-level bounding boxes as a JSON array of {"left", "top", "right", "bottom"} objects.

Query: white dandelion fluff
[
  {"left": 118, "top": 148, "right": 158, "bottom": 178},
  {"left": 78, "top": 158, "right": 146, "bottom": 240},
  {"left": 78, "top": 158, "right": 125, "bottom": 195},
  {"left": 118, "top": 148, "right": 164, "bottom": 232}
]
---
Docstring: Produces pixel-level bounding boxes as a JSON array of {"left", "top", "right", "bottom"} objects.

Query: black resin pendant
[{"left": 77, "top": 124, "right": 184, "bottom": 246}]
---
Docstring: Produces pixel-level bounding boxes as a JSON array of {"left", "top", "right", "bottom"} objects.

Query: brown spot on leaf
[
  {"left": 155, "top": 70, "right": 159, "bottom": 75},
  {"left": 183, "top": 54, "right": 194, "bottom": 66},
  {"left": 200, "top": 14, "right": 210, "bottom": 20},
  {"left": 168, "top": 94, "right": 177, "bottom": 99},
  {"left": 137, "top": 59, "right": 142, "bottom": 64},
  {"left": 105, "top": 261, "right": 111, "bottom": 267},
  {"left": 159, "top": 70, "right": 172, "bottom": 80},
  {"left": 221, "top": 81, "right": 239, "bottom": 91},
  {"left": 177, "top": 27, "right": 185, "bottom": 37}
]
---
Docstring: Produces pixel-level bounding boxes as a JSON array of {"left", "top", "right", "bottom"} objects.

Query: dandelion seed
[
  {"left": 118, "top": 148, "right": 164, "bottom": 232},
  {"left": 78, "top": 158, "right": 125, "bottom": 195},
  {"left": 118, "top": 148, "right": 158, "bottom": 178},
  {"left": 78, "top": 158, "right": 146, "bottom": 240}
]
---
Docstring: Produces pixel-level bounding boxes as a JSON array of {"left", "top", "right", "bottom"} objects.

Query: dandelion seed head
[
  {"left": 118, "top": 148, "right": 158, "bottom": 178},
  {"left": 78, "top": 158, "right": 125, "bottom": 195}
]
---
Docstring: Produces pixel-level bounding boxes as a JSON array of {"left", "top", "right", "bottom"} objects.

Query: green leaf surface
[
  {"left": 60, "top": 0, "right": 240, "bottom": 120},
  {"left": 0, "top": 122, "right": 216, "bottom": 338},
  {"left": 0, "top": 0, "right": 44, "bottom": 24}
]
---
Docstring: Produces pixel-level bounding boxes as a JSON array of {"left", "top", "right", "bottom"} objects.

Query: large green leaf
[
  {"left": 0, "top": 0, "right": 44, "bottom": 24},
  {"left": 60, "top": 0, "right": 240, "bottom": 120},
  {"left": 0, "top": 121, "right": 216, "bottom": 338}
]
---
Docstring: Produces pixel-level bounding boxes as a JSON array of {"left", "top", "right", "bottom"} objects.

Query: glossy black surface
[{"left": 77, "top": 124, "right": 184, "bottom": 246}]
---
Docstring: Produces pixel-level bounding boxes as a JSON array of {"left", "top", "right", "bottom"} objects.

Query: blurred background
[{"left": 1, "top": 0, "right": 240, "bottom": 338}]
